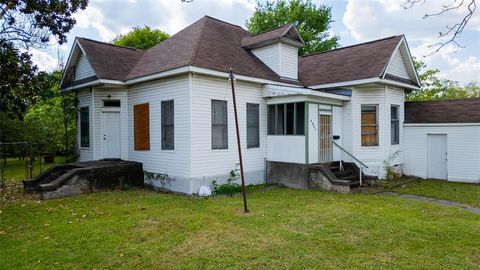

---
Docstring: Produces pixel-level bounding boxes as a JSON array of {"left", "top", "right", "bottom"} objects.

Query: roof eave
[{"left": 309, "top": 77, "right": 420, "bottom": 91}]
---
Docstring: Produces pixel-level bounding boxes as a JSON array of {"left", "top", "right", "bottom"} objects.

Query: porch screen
[
  {"left": 211, "top": 100, "right": 228, "bottom": 149},
  {"left": 267, "top": 102, "right": 304, "bottom": 135},
  {"left": 134, "top": 103, "right": 150, "bottom": 150},
  {"left": 361, "top": 105, "right": 378, "bottom": 146},
  {"left": 161, "top": 100, "right": 174, "bottom": 150},
  {"left": 80, "top": 107, "right": 89, "bottom": 147}
]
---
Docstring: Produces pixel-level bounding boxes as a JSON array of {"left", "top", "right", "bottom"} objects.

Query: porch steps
[{"left": 308, "top": 161, "right": 366, "bottom": 193}]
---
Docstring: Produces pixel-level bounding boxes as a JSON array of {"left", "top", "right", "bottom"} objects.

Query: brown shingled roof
[
  {"left": 299, "top": 36, "right": 403, "bottom": 86},
  {"left": 405, "top": 98, "right": 480, "bottom": 123},
  {"left": 77, "top": 38, "right": 145, "bottom": 81}
]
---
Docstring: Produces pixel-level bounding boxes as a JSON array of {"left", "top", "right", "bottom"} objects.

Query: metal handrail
[{"left": 331, "top": 140, "right": 368, "bottom": 186}]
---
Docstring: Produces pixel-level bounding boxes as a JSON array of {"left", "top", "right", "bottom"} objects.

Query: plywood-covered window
[
  {"left": 391, "top": 105, "right": 399, "bottom": 145},
  {"left": 247, "top": 103, "right": 259, "bottom": 148},
  {"left": 80, "top": 107, "right": 89, "bottom": 147},
  {"left": 361, "top": 105, "right": 378, "bottom": 146},
  {"left": 134, "top": 103, "right": 150, "bottom": 151},
  {"left": 161, "top": 100, "right": 174, "bottom": 150},
  {"left": 211, "top": 100, "right": 228, "bottom": 149}
]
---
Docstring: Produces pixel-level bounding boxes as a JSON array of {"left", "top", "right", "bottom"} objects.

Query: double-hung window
[
  {"left": 80, "top": 107, "right": 90, "bottom": 147},
  {"left": 211, "top": 100, "right": 228, "bottom": 149},
  {"left": 246, "top": 103, "right": 259, "bottom": 148},
  {"left": 391, "top": 105, "right": 400, "bottom": 145},
  {"left": 161, "top": 100, "right": 174, "bottom": 150}
]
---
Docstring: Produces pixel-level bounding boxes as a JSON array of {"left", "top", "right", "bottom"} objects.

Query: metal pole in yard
[{"left": 229, "top": 68, "right": 249, "bottom": 213}]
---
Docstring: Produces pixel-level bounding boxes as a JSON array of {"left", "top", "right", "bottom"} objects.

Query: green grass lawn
[
  {"left": 1, "top": 156, "right": 65, "bottom": 182},
  {"left": 1, "top": 187, "right": 479, "bottom": 269},
  {"left": 387, "top": 178, "right": 480, "bottom": 208}
]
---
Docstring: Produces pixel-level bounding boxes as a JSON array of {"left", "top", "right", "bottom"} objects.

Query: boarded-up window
[
  {"left": 361, "top": 105, "right": 378, "bottom": 146},
  {"left": 134, "top": 103, "right": 150, "bottom": 150},
  {"left": 212, "top": 100, "right": 228, "bottom": 149},
  {"left": 391, "top": 105, "right": 399, "bottom": 145},
  {"left": 161, "top": 100, "right": 174, "bottom": 150},
  {"left": 247, "top": 103, "right": 259, "bottom": 148},
  {"left": 80, "top": 107, "right": 89, "bottom": 147}
]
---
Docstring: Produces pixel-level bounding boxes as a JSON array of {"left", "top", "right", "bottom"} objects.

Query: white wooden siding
[
  {"left": 308, "top": 103, "right": 318, "bottom": 163},
  {"left": 279, "top": 43, "right": 298, "bottom": 79},
  {"left": 340, "top": 84, "right": 405, "bottom": 178},
  {"left": 404, "top": 125, "right": 480, "bottom": 183},
  {"left": 251, "top": 43, "right": 280, "bottom": 75},
  {"left": 74, "top": 53, "right": 95, "bottom": 80},
  {"left": 385, "top": 86, "right": 404, "bottom": 165},
  {"left": 267, "top": 136, "right": 305, "bottom": 163},
  {"left": 127, "top": 75, "right": 191, "bottom": 193},
  {"left": 92, "top": 88, "right": 128, "bottom": 160},
  {"left": 251, "top": 43, "right": 299, "bottom": 79},
  {"left": 190, "top": 75, "right": 267, "bottom": 188},
  {"left": 77, "top": 90, "right": 94, "bottom": 161},
  {"left": 385, "top": 44, "right": 416, "bottom": 82}
]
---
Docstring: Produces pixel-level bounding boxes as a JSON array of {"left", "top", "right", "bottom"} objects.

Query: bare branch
[{"left": 403, "top": 0, "right": 477, "bottom": 54}]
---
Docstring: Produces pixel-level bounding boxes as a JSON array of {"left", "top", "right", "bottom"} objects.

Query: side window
[
  {"left": 391, "top": 105, "right": 400, "bottom": 145},
  {"left": 80, "top": 107, "right": 90, "bottom": 147},
  {"left": 161, "top": 100, "right": 174, "bottom": 150},
  {"left": 247, "top": 103, "right": 259, "bottom": 148},
  {"left": 211, "top": 100, "right": 228, "bottom": 149},
  {"left": 134, "top": 103, "right": 150, "bottom": 151},
  {"left": 361, "top": 105, "right": 378, "bottom": 146}
]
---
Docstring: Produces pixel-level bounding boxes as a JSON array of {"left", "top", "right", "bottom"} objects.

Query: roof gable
[
  {"left": 61, "top": 40, "right": 98, "bottom": 88},
  {"left": 383, "top": 38, "right": 420, "bottom": 85},
  {"left": 241, "top": 24, "right": 304, "bottom": 49}
]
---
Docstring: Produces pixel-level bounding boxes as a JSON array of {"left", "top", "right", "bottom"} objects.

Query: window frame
[
  {"left": 80, "top": 106, "right": 90, "bottom": 148},
  {"left": 211, "top": 99, "right": 228, "bottom": 150},
  {"left": 361, "top": 104, "right": 379, "bottom": 147},
  {"left": 391, "top": 105, "right": 400, "bottom": 145},
  {"left": 246, "top": 103, "right": 260, "bottom": 149},
  {"left": 161, "top": 100, "right": 175, "bottom": 150}
]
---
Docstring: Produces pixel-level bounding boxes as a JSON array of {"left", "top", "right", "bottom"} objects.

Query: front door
[
  {"left": 319, "top": 114, "right": 332, "bottom": 163},
  {"left": 427, "top": 134, "right": 447, "bottom": 179},
  {"left": 102, "top": 111, "right": 121, "bottom": 159}
]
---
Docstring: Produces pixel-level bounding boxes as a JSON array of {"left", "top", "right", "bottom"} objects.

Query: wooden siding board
[
  {"left": 74, "top": 53, "right": 96, "bottom": 81},
  {"left": 251, "top": 43, "right": 280, "bottom": 75}
]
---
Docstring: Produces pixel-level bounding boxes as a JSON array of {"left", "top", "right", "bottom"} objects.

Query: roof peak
[
  {"left": 301, "top": 35, "right": 403, "bottom": 58},
  {"left": 249, "top": 23, "right": 293, "bottom": 37},
  {"left": 77, "top": 37, "right": 144, "bottom": 51},
  {"left": 201, "top": 15, "right": 245, "bottom": 30}
]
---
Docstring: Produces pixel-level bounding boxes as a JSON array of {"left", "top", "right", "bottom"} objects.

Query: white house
[{"left": 60, "top": 16, "right": 479, "bottom": 194}]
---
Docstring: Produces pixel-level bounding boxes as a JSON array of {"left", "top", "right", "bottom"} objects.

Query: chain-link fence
[{"left": 0, "top": 142, "right": 63, "bottom": 187}]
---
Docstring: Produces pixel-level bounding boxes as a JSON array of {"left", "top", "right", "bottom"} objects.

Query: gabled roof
[
  {"left": 241, "top": 24, "right": 304, "bottom": 49},
  {"left": 298, "top": 35, "right": 419, "bottom": 87},
  {"left": 127, "top": 16, "right": 291, "bottom": 83},
  {"left": 405, "top": 98, "right": 480, "bottom": 123}
]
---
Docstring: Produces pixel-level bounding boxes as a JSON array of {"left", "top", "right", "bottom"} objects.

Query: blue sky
[{"left": 31, "top": 0, "right": 480, "bottom": 85}]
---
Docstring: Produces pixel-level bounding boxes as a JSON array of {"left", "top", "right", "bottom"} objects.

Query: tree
[
  {"left": 246, "top": 0, "right": 339, "bottom": 55},
  {"left": 403, "top": 0, "right": 477, "bottom": 53},
  {"left": 112, "top": 26, "right": 170, "bottom": 50},
  {"left": 0, "top": 0, "right": 88, "bottom": 48},
  {"left": 407, "top": 58, "right": 480, "bottom": 101}
]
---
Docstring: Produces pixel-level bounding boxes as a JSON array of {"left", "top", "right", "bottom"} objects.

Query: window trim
[
  {"left": 246, "top": 103, "right": 260, "bottom": 149},
  {"left": 361, "top": 104, "right": 379, "bottom": 147},
  {"left": 79, "top": 106, "right": 90, "bottom": 148},
  {"left": 161, "top": 100, "right": 175, "bottom": 150},
  {"left": 211, "top": 99, "right": 228, "bottom": 150},
  {"left": 391, "top": 105, "right": 400, "bottom": 145}
]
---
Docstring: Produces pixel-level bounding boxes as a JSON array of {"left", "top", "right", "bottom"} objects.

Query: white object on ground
[{"left": 198, "top": 186, "right": 212, "bottom": 196}]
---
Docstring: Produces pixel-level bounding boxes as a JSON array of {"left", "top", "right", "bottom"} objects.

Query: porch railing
[{"left": 331, "top": 140, "right": 368, "bottom": 186}]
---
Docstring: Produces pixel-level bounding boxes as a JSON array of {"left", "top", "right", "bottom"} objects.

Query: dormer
[{"left": 242, "top": 24, "right": 304, "bottom": 80}]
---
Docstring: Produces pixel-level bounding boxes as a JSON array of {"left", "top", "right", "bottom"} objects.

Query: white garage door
[{"left": 427, "top": 134, "right": 447, "bottom": 180}]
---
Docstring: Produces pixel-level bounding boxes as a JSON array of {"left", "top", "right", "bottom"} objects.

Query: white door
[
  {"left": 427, "top": 134, "right": 447, "bottom": 179},
  {"left": 102, "top": 111, "right": 121, "bottom": 159}
]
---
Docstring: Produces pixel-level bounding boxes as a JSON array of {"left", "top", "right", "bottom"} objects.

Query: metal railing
[{"left": 331, "top": 140, "right": 368, "bottom": 186}]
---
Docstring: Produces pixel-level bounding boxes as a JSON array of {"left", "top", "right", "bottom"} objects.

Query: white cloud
[
  {"left": 74, "top": 5, "right": 116, "bottom": 41},
  {"left": 30, "top": 48, "right": 59, "bottom": 72},
  {"left": 343, "top": 0, "right": 480, "bottom": 84}
]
